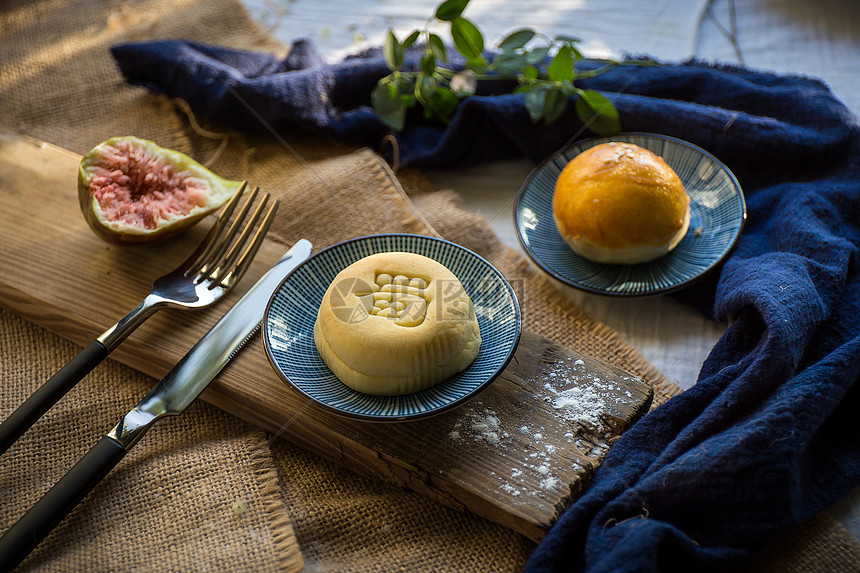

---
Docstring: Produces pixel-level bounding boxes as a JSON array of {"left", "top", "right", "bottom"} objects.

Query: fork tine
[
  {"left": 218, "top": 199, "right": 280, "bottom": 289},
  {"left": 184, "top": 181, "right": 248, "bottom": 276},
  {"left": 209, "top": 192, "right": 271, "bottom": 284},
  {"left": 198, "top": 186, "right": 261, "bottom": 279}
]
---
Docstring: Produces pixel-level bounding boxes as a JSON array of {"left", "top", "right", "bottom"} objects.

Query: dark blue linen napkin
[{"left": 111, "top": 39, "right": 860, "bottom": 571}]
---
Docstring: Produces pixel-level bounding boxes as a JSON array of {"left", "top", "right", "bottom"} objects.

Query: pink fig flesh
[{"left": 78, "top": 136, "right": 240, "bottom": 243}]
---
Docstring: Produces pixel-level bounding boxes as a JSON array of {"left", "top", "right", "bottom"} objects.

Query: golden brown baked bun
[
  {"left": 552, "top": 142, "right": 691, "bottom": 264},
  {"left": 314, "top": 252, "right": 481, "bottom": 396}
]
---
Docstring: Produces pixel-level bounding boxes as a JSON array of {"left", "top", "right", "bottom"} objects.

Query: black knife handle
[
  {"left": 0, "top": 340, "right": 109, "bottom": 456},
  {"left": 0, "top": 436, "right": 126, "bottom": 572}
]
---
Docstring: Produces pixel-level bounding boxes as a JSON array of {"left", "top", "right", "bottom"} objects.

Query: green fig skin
[{"left": 78, "top": 136, "right": 242, "bottom": 243}]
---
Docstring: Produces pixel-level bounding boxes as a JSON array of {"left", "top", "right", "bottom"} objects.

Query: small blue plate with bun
[{"left": 514, "top": 133, "right": 746, "bottom": 297}]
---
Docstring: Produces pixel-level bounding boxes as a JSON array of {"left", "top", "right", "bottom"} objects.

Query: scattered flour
[
  {"left": 540, "top": 476, "right": 560, "bottom": 490},
  {"left": 469, "top": 409, "right": 506, "bottom": 446},
  {"left": 541, "top": 356, "right": 633, "bottom": 432},
  {"left": 501, "top": 483, "right": 521, "bottom": 496},
  {"left": 448, "top": 406, "right": 510, "bottom": 447},
  {"left": 445, "top": 354, "right": 633, "bottom": 498}
]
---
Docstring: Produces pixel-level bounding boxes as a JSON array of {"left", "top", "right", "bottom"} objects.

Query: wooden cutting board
[{"left": 0, "top": 134, "right": 653, "bottom": 541}]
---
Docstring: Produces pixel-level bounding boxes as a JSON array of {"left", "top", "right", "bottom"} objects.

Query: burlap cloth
[{"left": 1, "top": 0, "right": 858, "bottom": 571}]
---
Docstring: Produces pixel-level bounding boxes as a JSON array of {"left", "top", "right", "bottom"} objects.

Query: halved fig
[{"left": 78, "top": 136, "right": 242, "bottom": 243}]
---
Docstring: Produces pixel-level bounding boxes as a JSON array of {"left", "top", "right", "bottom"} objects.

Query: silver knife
[{"left": 0, "top": 239, "right": 312, "bottom": 572}]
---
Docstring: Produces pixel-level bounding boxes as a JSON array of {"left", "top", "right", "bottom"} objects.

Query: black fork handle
[
  {"left": 0, "top": 340, "right": 109, "bottom": 456},
  {"left": 0, "top": 436, "right": 126, "bottom": 572}
]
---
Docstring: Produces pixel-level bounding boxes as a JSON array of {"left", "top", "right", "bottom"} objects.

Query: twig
[{"left": 703, "top": 0, "right": 745, "bottom": 66}]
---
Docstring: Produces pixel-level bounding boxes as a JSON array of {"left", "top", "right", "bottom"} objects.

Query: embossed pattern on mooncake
[{"left": 364, "top": 273, "right": 428, "bottom": 326}]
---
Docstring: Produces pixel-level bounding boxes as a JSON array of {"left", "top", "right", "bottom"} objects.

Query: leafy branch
[{"left": 371, "top": 0, "right": 649, "bottom": 133}]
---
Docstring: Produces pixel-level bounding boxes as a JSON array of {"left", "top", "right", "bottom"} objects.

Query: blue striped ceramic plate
[
  {"left": 262, "top": 234, "right": 521, "bottom": 422},
  {"left": 515, "top": 133, "right": 746, "bottom": 296}
]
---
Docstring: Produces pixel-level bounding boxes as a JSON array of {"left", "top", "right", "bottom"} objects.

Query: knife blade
[{"left": 0, "top": 239, "right": 312, "bottom": 572}]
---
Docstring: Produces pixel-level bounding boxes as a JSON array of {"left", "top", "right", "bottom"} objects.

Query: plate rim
[
  {"left": 513, "top": 132, "right": 747, "bottom": 297},
  {"left": 261, "top": 233, "right": 523, "bottom": 422}
]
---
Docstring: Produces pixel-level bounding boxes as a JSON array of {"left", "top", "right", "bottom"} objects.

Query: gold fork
[{"left": 0, "top": 182, "right": 278, "bottom": 455}]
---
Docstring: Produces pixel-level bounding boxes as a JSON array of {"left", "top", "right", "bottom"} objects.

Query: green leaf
[
  {"left": 575, "top": 90, "right": 621, "bottom": 134},
  {"left": 396, "top": 73, "right": 416, "bottom": 94},
  {"left": 464, "top": 57, "right": 487, "bottom": 74},
  {"left": 524, "top": 88, "right": 545, "bottom": 123},
  {"left": 417, "top": 75, "right": 437, "bottom": 101},
  {"left": 451, "top": 17, "right": 484, "bottom": 60},
  {"left": 547, "top": 46, "right": 573, "bottom": 82},
  {"left": 383, "top": 30, "right": 403, "bottom": 71},
  {"left": 435, "top": 0, "right": 469, "bottom": 21},
  {"left": 371, "top": 80, "right": 406, "bottom": 130},
  {"left": 555, "top": 34, "right": 582, "bottom": 45},
  {"left": 423, "top": 85, "right": 459, "bottom": 123},
  {"left": 492, "top": 50, "right": 525, "bottom": 74},
  {"left": 421, "top": 53, "right": 436, "bottom": 76},
  {"left": 428, "top": 33, "right": 448, "bottom": 63},
  {"left": 522, "top": 65, "right": 539, "bottom": 80},
  {"left": 498, "top": 28, "right": 535, "bottom": 50},
  {"left": 543, "top": 86, "right": 567, "bottom": 123},
  {"left": 402, "top": 30, "right": 421, "bottom": 49},
  {"left": 525, "top": 45, "right": 550, "bottom": 65},
  {"left": 513, "top": 84, "right": 531, "bottom": 94}
]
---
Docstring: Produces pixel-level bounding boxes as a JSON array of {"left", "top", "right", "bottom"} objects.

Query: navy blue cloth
[{"left": 111, "top": 40, "right": 860, "bottom": 571}]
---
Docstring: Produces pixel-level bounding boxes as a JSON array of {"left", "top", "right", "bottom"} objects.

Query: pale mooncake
[{"left": 314, "top": 252, "right": 481, "bottom": 396}]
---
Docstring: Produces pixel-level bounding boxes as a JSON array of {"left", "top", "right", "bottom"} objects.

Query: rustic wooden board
[{"left": 0, "top": 134, "right": 653, "bottom": 541}]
